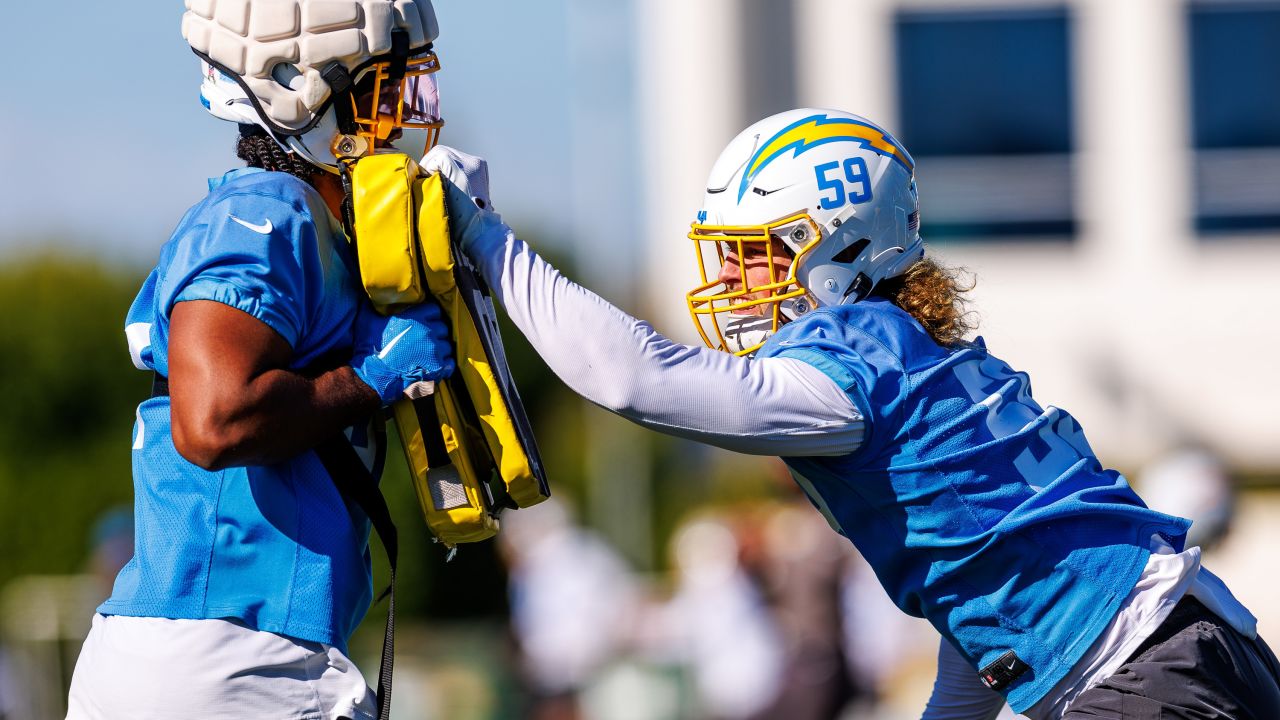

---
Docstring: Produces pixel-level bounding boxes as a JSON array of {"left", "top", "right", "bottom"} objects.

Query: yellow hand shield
[{"left": 349, "top": 153, "right": 550, "bottom": 548}]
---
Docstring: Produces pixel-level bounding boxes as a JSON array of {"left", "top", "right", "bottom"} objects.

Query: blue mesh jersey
[
  {"left": 106, "top": 168, "right": 382, "bottom": 650},
  {"left": 757, "top": 298, "right": 1189, "bottom": 712}
]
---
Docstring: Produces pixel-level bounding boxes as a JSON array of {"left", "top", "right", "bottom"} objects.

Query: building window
[
  {"left": 1190, "top": 2, "right": 1280, "bottom": 234},
  {"left": 895, "top": 7, "right": 1075, "bottom": 241}
]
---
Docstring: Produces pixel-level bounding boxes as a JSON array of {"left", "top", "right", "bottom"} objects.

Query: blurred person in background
[
  {"left": 650, "top": 514, "right": 783, "bottom": 720},
  {"left": 0, "top": 645, "right": 14, "bottom": 720},
  {"left": 64, "top": 3, "right": 455, "bottom": 718},
  {"left": 739, "top": 494, "right": 862, "bottom": 719},
  {"left": 1139, "top": 448, "right": 1236, "bottom": 553},
  {"left": 86, "top": 508, "right": 134, "bottom": 601},
  {"left": 839, "top": 545, "right": 949, "bottom": 719},
  {"left": 419, "top": 105, "right": 1280, "bottom": 719},
  {"left": 499, "top": 498, "right": 638, "bottom": 720}
]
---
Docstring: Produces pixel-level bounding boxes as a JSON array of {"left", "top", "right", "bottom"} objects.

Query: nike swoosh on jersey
[
  {"left": 378, "top": 326, "right": 414, "bottom": 360},
  {"left": 230, "top": 215, "right": 274, "bottom": 234}
]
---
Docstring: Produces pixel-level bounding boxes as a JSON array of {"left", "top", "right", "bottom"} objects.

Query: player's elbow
[
  {"left": 586, "top": 376, "right": 644, "bottom": 417},
  {"left": 171, "top": 405, "right": 250, "bottom": 471}
]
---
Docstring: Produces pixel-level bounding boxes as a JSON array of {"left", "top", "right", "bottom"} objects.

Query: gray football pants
[{"left": 1062, "top": 596, "right": 1280, "bottom": 719}]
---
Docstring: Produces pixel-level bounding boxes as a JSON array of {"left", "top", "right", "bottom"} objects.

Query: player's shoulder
[
  {"left": 160, "top": 168, "right": 337, "bottom": 280},
  {"left": 759, "top": 299, "right": 949, "bottom": 374},
  {"left": 201, "top": 168, "right": 327, "bottom": 227},
  {"left": 764, "top": 299, "right": 916, "bottom": 348}
]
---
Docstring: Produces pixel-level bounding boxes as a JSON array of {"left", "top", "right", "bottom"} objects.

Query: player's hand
[
  {"left": 420, "top": 145, "right": 507, "bottom": 251},
  {"left": 422, "top": 144, "right": 492, "bottom": 211},
  {"left": 351, "top": 301, "right": 455, "bottom": 406}
]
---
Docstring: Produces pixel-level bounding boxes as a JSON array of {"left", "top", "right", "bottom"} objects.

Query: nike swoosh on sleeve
[{"left": 230, "top": 215, "right": 274, "bottom": 234}]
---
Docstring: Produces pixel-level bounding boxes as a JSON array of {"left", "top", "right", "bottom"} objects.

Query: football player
[
  {"left": 65, "top": 3, "right": 454, "bottom": 718},
  {"left": 421, "top": 108, "right": 1280, "bottom": 718}
]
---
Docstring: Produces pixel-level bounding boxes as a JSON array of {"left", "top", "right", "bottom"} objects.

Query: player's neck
[{"left": 313, "top": 173, "right": 346, "bottom": 221}]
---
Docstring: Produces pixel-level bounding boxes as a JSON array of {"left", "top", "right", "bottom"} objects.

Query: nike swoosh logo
[
  {"left": 752, "top": 183, "right": 795, "bottom": 197},
  {"left": 378, "top": 327, "right": 414, "bottom": 360},
  {"left": 1005, "top": 659, "right": 1017, "bottom": 670},
  {"left": 230, "top": 215, "right": 274, "bottom": 234}
]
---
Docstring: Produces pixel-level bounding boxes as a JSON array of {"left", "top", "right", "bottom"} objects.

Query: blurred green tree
[{"left": 0, "top": 256, "right": 148, "bottom": 588}]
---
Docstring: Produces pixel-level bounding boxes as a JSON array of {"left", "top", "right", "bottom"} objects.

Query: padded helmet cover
[{"left": 183, "top": 0, "right": 439, "bottom": 135}]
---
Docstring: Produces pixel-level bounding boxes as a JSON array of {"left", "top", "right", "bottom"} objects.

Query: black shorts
[{"left": 1062, "top": 595, "right": 1280, "bottom": 719}]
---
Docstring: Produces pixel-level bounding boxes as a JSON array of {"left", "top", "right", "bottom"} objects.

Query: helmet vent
[
  {"left": 908, "top": 210, "right": 920, "bottom": 234},
  {"left": 831, "top": 238, "right": 871, "bottom": 264}
]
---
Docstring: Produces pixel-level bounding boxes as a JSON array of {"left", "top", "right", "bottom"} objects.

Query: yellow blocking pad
[
  {"left": 350, "top": 154, "right": 429, "bottom": 310},
  {"left": 352, "top": 154, "right": 495, "bottom": 546},
  {"left": 349, "top": 153, "right": 548, "bottom": 547},
  {"left": 391, "top": 384, "right": 498, "bottom": 547},
  {"left": 416, "top": 172, "right": 548, "bottom": 509}
]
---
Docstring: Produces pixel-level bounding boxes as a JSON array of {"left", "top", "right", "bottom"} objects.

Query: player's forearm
[
  {"left": 466, "top": 225, "right": 659, "bottom": 411},
  {"left": 173, "top": 364, "right": 380, "bottom": 470}
]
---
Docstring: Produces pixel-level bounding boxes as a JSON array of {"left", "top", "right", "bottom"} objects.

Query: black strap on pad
[
  {"left": 313, "top": 437, "right": 398, "bottom": 720},
  {"left": 339, "top": 162, "right": 359, "bottom": 248}
]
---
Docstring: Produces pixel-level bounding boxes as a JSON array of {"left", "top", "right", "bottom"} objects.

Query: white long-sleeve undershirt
[{"left": 466, "top": 227, "right": 865, "bottom": 457}]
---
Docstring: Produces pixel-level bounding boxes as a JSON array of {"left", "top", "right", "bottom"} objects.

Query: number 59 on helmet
[{"left": 687, "top": 108, "right": 924, "bottom": 355}]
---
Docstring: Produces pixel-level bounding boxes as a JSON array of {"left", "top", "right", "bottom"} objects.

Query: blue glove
[{"left": 351, "top": 301, "right": 455, "bottom": 406}]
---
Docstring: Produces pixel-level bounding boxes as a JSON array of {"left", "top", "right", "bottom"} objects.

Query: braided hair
[{"left": 235, "top": 125, "right": 320, "bottom": 183}]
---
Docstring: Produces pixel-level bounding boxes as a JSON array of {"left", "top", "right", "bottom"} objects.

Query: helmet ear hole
[
  {"left": 844, "top": 273, "right": 874, "bottom": 303},
  {"left": 271, "top": 62, "right": 304, "bottom": 91},
  {"left": 831, "top": 238, "right": 871, "bottom": 264}
]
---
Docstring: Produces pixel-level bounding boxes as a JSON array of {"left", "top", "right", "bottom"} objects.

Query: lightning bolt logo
[{"left": 738, "top": 114, "right": 915, "bottom": 202}]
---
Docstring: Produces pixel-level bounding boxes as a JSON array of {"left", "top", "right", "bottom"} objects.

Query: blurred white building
[{"left": 632, "top": 0, "right": 1280, "bottom": 471}]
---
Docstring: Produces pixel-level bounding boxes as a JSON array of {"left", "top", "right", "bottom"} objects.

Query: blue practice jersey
[
  {"left": 107, "top": 168, "right": 381, "bottom": 649},
  {"left": 757, "top": 298, "right": 1189, "bottom": 712}
]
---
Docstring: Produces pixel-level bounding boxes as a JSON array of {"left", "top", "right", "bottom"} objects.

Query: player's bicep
[{"left": 168, "top": 300, "right": 293, "bottom": 463}]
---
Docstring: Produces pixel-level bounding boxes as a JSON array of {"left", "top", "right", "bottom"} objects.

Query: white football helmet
[
  {"left": 687, "top": 109, "right": 923, "bottom": 355},
  {"left": 184, "top": 0, "right": 444, "bottom": 172}
]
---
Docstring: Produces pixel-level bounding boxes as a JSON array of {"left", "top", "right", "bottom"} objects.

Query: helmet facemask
[
  {"left": 330, "top": 48, "right": 444, "bottom": 162},
  {"left": 686, "top": 213, "right": 822, "bottom": 356}
]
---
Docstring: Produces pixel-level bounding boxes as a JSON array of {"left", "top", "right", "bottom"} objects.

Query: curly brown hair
[{"left": 873, "top": 256, "right": 978, "bottom": 347}]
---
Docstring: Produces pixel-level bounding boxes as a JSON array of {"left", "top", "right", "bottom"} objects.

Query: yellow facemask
[
  {"left": 686, "top": 212, "right": 822, "bottom": 355},
  {"left": 331, "top": 51, "right": 444, "bottom": 161}
]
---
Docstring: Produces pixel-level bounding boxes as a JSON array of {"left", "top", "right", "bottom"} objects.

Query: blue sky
[{"left": 0, "top": 1, "right": 598, "bottom": 266}]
